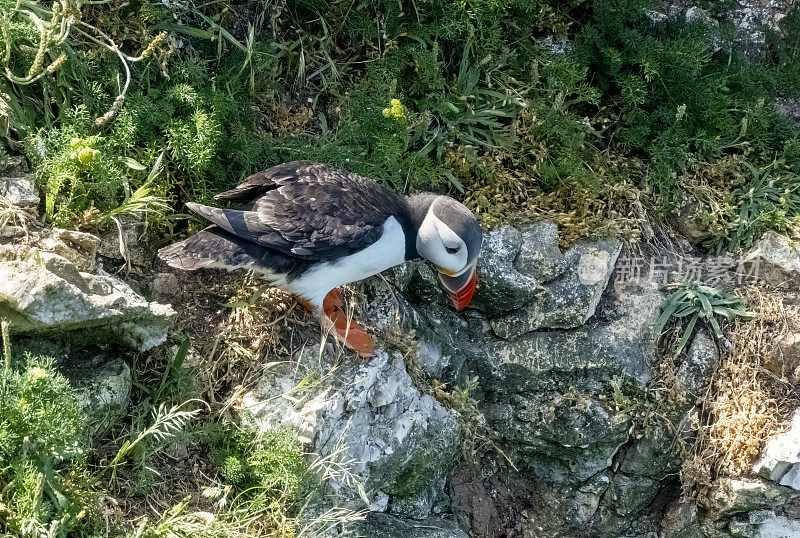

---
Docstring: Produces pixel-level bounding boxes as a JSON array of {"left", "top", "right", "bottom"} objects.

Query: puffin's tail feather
[{"left": 157, "top": 225, "right": 258, "bottom": 271}]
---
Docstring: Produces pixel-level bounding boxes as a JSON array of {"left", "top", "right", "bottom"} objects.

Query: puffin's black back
[{"left": 158, "top": 161, "right": 412, "bottom": 274}]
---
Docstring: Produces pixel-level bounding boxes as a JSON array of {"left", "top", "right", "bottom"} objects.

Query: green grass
[{"left": 0, "top": 0, "right": 796, "bottom": 248}]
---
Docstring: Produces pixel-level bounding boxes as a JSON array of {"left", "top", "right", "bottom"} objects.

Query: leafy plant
[
  {"left": 654, "top": 282, "right": 755, "bottom": 357},
  {"left": 0, "top": 352, "right": 88, "bottom": 536},
  {"left": 705, "top": 161, "right": 800, "bottom": 253}
]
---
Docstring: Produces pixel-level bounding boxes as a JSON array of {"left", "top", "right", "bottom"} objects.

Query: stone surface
[
  {"left": 489, "top": 237, "right": 622, "bottom": 339},
  {"left": 673, "top": 199, "right": 714, "bottom": 245},
  {"left": 0, "top": 252, "right": 174, "bottom": 351},
  {"left": 486, "top": 279, "right": 662, "bottom": 390},
  {"left": 98, "top": 214, "right": 151, "bottom": 267},
  {"left": 239, "top": 349, "right": 461, "bottom": 517},
  {"left": 754, "top": 409, "right": 800, "bottom": 490},
  {"left": 0, "top": 172, "right": 39, "bottom": 207},
  {"left": 62, "top": 354, "right": 132, "bottom": 434},
  {"left": 705, "top": 477, "right": 796, "bottom": 517},
  {"left": 747, "top": 232, "right": 800, "bottom": 287},
  {"left": 514, "top": 221, "right": 568, "bottom": 283},
  {"left": 350, "top": 512, "right": 467, "bottom": 538},
  {"left": 676, "top": 330, "right": 719, "bottom": 401},
  {"left": 470, "top": 225, "right": 544, "bottom": 315}
]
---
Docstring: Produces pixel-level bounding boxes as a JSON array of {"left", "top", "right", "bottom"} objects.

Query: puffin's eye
[{"left": 445, "top": 246, "right": 460, "bottom": 255}]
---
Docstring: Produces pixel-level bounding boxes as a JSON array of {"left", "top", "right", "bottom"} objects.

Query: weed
[
  {"left": 654, "top": 282, "right": 754, "bottom": 357},
  {"left": 0, "top": 352, "right": 90, "bottom": 536}
]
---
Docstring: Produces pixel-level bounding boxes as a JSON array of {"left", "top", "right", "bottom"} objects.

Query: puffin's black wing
[{"left": 188, "top": 161, "right": 404, "bottom": 261}]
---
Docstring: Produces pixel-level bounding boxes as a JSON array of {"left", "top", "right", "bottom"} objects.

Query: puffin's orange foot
[{"left": 322, "top": 289, "right": 375, "bottom": 358}]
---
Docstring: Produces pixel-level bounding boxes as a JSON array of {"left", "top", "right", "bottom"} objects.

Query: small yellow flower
[{"left": 382, "top": 98, "right": 407, "bottom": 122}]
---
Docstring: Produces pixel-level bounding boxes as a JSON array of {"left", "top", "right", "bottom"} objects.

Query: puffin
[{"left": 157, "top": 161, "right": 482, "bottom": 356}]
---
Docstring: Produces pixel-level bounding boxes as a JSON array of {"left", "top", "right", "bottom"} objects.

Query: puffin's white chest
[{"left": 285, "top": 216, "right": 407, "bottom": 308}]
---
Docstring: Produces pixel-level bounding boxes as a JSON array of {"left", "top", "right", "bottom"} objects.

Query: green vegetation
[
  {"left": 654, "top": 282, "right": 755, "bottom": 357},
  {"left": 0, "top": 353, "right": 88, "bottom": 536},
  {"left": 0, "top": 0, "right": 797, "bottom": 247}
]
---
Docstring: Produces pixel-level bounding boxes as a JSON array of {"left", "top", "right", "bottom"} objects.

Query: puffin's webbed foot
[{"left": 322, "top": 289, "right": 375, "bottom": 358}]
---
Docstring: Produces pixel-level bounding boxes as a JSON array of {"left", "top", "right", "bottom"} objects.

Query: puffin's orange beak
[{"left": 438, "top": 262, "right": 478, "bottom": 311}]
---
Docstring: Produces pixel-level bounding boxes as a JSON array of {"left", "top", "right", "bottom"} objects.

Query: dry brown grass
[{"left": 681, "top": 286, "right": 800, "bottom": 495}]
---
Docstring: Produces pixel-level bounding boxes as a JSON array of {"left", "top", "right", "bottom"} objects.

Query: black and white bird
[{"left": 158, "top": 161, "right": 482, "bottom": 356}]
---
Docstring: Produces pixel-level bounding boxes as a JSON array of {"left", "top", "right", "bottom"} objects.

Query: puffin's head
[{"left": 415, "top": 196, "right": 482, "bottom": 311}]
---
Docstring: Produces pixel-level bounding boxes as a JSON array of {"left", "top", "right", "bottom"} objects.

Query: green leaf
[{"left": 120, "top": 157, "right": 147, "bottom": 171}]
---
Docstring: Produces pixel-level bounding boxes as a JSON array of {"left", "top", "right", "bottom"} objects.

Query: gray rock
[
  {"left": 487, "top": 280, "right": 662, "bottom": 388},
  {"left": 618, "top": 424, "right": 681, "bottom": 480},
  {"left": 0, "top": 173, "right": 39, "bottom": 207},
  {"left": 490, "top": 237, "right": 621, "bottom": 339},
  {"left": 350, "top": 512, "right": 467, "bottom": 538},
  {"left": 565, "top": 471, "right": 611, "bottom": 525},
  {"left": 603, "top": 473, "right": 660, "bottom": 518},
  {"left": 672, "top": 200, "right": 714, "bottom": 245},
  {"left": 753, "top": 409, "right": 800, "bottom": 489},
  {"left": 751, "top": 514, "right": 800, "bottom": 537},
  {"left": 676, "top": 330, "right": 719, "bottom": 400},
  {"left": 39, "top": 229, "right": 102, "bottom": 273},
  {"left": 62, "top": 354, "right": 131, "bottom": 434},
  {"left": 776, "top": 98, "right": 800, "bottom": 128},
  {"left": 705, "top": 477, "right": 796, "bottom": 517},
  {"left": 0, "top": 252, "right": 174, "bottom": 351},
  {"left": 470, "top": 226, "right": 543, "bottom": 315},
  {"left": 746, "top": 232, "right": 800, "bottom": 287},
  {"left": 240, "top": 349, "right": 461, "bottom": 517},
  {"left": 98, "top": 214, "right": 151, "bottom": 267},
  {"left": 514, "top": 221, "right": 568, "bottom": 283}
]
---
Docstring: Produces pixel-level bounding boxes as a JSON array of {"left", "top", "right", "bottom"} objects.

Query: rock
[
  {"left": 746, "top": 232, "right": 800, "bottom": 287},
  {"left": 240, "top": 349, "right": 461, "bottom": 517},
  {"left": 514, "top": 221, "right": 568, "bottom": 283},
  {"left": 564, "top": 472, "right": 611, "bottom": 525},
  {"left": 350, "top": 512, "right": 467, "bottom": 538},
  {"left": 0, "top": 172, "right": 39, "bottom": 208},
  {"left": 776, "top": 98, "right": 800, "bottom": 128},
  {"left": 729, "top": 0, "right": 793, "bottom": 57},
  {"left": 705, "top": 477, "right": 796, "bottom": 517},
  {"left": 61, "top": 354, "right": 132, "bottom": 434},
  {"left": 487, "top": 279, "right": 662, "bottom": 389},
  {"left": 489, "top": 237, "right": 621, "bottom": 339},
  {"left": 618, "top": 424, "right": 682, "bottom": 480},
  {"left": 0, "top": 252, "right": 174, "bottom": 351},
  {"left": 753, "top": 409, "right": 800, "bottom": 489},
  {"left": 672, "top": 200, "right": 713, "bottom": 245},
  {"left": 152, "top": 272, "right": 181, "bottom": 298},
  {"left": 98, "top": 214, "right": 151, "bottom": 267},
  {"left": 603, "top": 473, "right": 660, "bottom": 518},
  {"left": 41, "top": 229, "right": 102, "bottom": 272},
  {"left": 751, "top": 514, "right": 800, "bottom": 537},
  {"left": 676, "top": 330, "right": 719, "bottom": 401},
  {"left": 470, "top": 226, "right": 543, "bottom": 315}
]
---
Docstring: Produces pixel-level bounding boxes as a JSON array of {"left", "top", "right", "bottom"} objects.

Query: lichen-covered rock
[
  {"left": 98, "top": 214, "right": 151, "bottom": 267},
  {"left": 705, "top": 477, "right": 796, "bottom": 518},
  {"left": 514, "top": 221, "right": 568, "bottom": 283},
  {"left": 487, "top": 279, "right": 662, "bottom": 390},
  {"left": 618, "top": 424, "right": 682, "bottom": 480},
  {"left": 676, "top": 329, "right": 719, "bottom": 401},
  {"left": 62, "top": 354, "right": 132, "bottom": 434},
  {"left": 470, "top": 226, "right": 544, "bottom": 316},
  {"left": 753, "top": 409, "right": 800, "bottom": 490},
  {"left": 489, "top": 237, "right": 621, "bottom": 339},
  {"left": 0, "top": 156, "right": 38, "bottom": 208},
  {"left": 0, "top": 252, "right": 174, "bottom": 351},
  {"left": 746, "top": 231, "right": 800, "bottom": 287},
  {"left": 239, "top": 348, "right": 461, "bottom": 518}
]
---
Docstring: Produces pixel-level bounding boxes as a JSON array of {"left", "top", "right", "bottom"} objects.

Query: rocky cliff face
[{"left": 2, "top": 156, "right": 799, "bottom": 537}]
